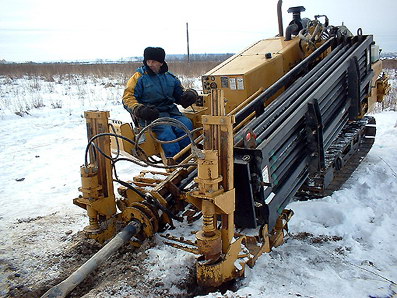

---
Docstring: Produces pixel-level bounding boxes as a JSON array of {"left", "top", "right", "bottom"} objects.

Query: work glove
[
  {"left": 179, "top": 89, "right": 198, "bottom": 108},
  {"left": 134, "top": 104, "right": 159, "bottom": 121}
]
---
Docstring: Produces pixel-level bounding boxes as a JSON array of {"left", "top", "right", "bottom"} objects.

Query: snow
[{"left": 0, "top": 75, "right": 396, "bottom": 297}]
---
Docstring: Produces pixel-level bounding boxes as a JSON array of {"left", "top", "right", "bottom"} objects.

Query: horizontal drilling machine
[{"left": 43, "top": 1, "right": 390, "bottom": 297}]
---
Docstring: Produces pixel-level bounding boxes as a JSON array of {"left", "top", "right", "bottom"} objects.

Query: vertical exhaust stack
[{"left": 277, "top": 0, "right": 284, "bottom": 37}]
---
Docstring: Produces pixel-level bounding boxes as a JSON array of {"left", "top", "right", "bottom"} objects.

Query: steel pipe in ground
[{"left": 41, "top": 221, "right": 141, "bottom": 298}]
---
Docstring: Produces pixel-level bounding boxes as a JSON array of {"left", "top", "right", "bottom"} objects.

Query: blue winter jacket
[{"left": 122, "top": 64, "right": 184, "bottom": 117}]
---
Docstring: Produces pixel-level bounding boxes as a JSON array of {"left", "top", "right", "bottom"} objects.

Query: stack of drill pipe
[{"left": 232, "top": 35, "right": 373, "bottom": 229}]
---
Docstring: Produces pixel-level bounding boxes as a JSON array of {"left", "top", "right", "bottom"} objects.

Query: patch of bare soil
[
  {"left": 2, "top": 215, "right": 202, "bottom": 298},
  {"left": 290, "top": 232, "right": 343, "bottom": 244},
  {"left": 1, "top": 211, "right": 236, "bottom": 298},
  {"left": 5, "top": 232, "right": 198, "bottom": 298}
]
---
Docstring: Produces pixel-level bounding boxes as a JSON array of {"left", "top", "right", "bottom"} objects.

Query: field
[
  {"left": 0, "top": 60, "right": 396, "bottom": 297},
  {"left": 0, "top": 61, "right": 221, "bottom": 118}
]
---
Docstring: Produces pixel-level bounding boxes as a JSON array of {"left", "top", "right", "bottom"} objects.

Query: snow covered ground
[{"left": 0, "top": 74, "right": 396, "bottom": 297}]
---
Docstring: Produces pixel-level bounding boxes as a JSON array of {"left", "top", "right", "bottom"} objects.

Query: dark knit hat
[{"left": 143, "top": 47, "right": 165, "bottom": 63}]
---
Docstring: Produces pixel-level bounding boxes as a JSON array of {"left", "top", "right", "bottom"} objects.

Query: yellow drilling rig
[{"left": 43, "top": 1, "right": 389, "bottom": 297}]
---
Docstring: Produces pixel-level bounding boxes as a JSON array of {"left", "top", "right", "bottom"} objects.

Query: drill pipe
[{"left": 41, "top": 221, "right": 141, "bottom": 298}]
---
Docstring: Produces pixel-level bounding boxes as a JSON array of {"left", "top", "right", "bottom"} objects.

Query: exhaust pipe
[
  {"left": 277, "top": 0, "right": 284, "bottom": 37},
  {"left": 41, "top": 221, "right": 141, "bottom": 298}
]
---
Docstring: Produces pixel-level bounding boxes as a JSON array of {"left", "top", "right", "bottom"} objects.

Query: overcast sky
[{"left": 0, "top": 0, "right": 396, "bottom": 62}]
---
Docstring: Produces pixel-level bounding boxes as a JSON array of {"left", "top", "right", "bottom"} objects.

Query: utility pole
[{"left": 186, "top": 22, "right": 190, "bottom": 63}]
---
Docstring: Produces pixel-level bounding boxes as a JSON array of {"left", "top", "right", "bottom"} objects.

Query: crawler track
[{"left": 297, "top": 116, "right": 376, "bottom": 199}]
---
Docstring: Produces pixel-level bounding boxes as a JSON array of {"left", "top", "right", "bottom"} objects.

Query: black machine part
[
  {"left": 297, "top": 116, "right": 376, "bottom": 198},
  {"left": 285, "top": 6, "right": 309, "bottom": 40}
]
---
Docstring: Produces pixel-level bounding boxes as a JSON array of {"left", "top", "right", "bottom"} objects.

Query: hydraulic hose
[{"left": 41, "top": 221, "right": 141, "bottom": 298}]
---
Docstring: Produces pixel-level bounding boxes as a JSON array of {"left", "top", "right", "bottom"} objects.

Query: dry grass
[
  {"left": 1, "top": 58, "right": 396, "bottom": 117},
  {"left": 0, "top": 61, "right": 220, "bottom": 86},
  {"left": 0, "top": 60, "right": 223, "bottom": 117},
  {"left": 382, "top": 59, "right": 397, "bottom": 69},
  {"left": 380, "top": 59, "right": 397, "bottom": 112}
]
